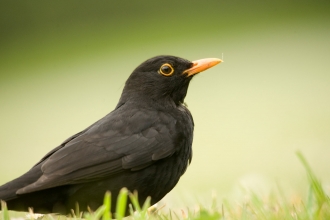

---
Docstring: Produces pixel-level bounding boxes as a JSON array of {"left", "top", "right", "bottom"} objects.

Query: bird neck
[
  {"left": 116, "top": 73, "right": 191, "bottom": 109},
  {"left": 116, "top": 91, "right": 179, "bottom": 110}
]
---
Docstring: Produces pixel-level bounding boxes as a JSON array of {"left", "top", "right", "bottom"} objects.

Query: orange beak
[{"left": 183, "top": 58, "right": 222, "bottom": 77}]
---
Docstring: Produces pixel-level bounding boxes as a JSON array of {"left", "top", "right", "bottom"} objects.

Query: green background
[{"left": 1, "top": 0, "right": 330, "bottom": 210}]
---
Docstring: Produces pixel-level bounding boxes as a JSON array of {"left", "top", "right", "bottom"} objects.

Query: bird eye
[{"left": 159, "top": 63, "right": 174, "bottom": 76}]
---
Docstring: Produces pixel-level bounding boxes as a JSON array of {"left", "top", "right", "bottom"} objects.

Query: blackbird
[{"left": 0, "top": 55, "right": 222, "bottom": 214}]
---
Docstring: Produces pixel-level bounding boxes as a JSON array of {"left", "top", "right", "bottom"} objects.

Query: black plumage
[{"left": 0, "top": 55, "right": 221, "bottom": 214}]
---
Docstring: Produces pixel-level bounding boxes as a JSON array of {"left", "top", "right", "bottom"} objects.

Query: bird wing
[{"left": 17, "top": 106, "right": 182, "bottom": 194}]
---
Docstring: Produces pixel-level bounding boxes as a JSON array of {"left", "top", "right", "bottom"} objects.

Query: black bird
[{"left": 0, "top": 55, "right": 222, "bottom": 214}]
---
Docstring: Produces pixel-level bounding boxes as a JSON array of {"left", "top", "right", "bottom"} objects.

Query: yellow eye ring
[{"left": 159, "top": 63, "right": 174, "bottom": 76}]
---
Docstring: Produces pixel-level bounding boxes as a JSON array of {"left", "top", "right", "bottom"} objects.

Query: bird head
[{"left": 119, "top": 55, "right": 222, "bottom": 107}]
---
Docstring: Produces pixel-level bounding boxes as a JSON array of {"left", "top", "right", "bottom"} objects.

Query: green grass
[{"left": 1, "top": 152, "right": 329, "bottom": 220}]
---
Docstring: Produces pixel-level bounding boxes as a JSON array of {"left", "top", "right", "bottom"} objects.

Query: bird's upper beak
[{"left": 183, "top": 58, "right": 222, "bottom": 77}]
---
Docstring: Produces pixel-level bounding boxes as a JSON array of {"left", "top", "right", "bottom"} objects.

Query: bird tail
[{"left": 0, "top": 165, "right": 42, "bottom": 201}]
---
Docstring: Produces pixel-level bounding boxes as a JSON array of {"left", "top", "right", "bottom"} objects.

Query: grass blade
[
  {"left": 1, "top": 201, "right": 10, "bottom": 220},
  {"left": 115, "top": 188, "right": 128, "bottom": 220},
  {"left": 102, "top": 191, "right": 111, "bottom": 220}
]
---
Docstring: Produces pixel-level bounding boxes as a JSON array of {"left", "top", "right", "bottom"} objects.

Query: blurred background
[{"left": 1, "top": 0, "right": 330, "bottom": 210}]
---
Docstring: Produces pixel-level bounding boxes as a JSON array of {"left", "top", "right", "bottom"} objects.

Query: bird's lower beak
[{"left": 183, "top": 58, "right": 222, "bottom": 77}]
